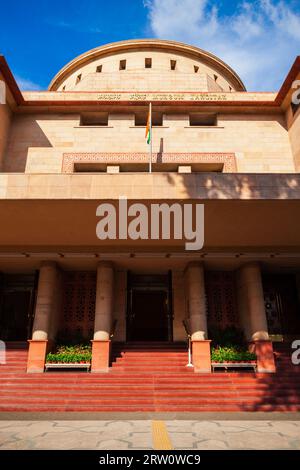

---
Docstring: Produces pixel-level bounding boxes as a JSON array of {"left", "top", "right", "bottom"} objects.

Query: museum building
[{"left": 0, "top": 39, "right": 300, "bottom": 383}]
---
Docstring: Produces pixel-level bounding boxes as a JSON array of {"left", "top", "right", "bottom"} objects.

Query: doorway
[
  {"left": 0, "top": 274, "right": 37, "bottom": 341},
  {"left": 263, "top": 273, "right": 300, "bottom": 340},
  {"left": 0, "top": 291, "right": 31, "bottom": 340},
  {"left": 130, "top": 290, "right": 168, "bottom": 341},
  {"left": 126, "top": 272, "right": 173, "bottom": 342}
]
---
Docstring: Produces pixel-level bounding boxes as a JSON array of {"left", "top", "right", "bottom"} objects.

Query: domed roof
[{"left": 49, "top": 39, "right": 246, "bottom": 93}]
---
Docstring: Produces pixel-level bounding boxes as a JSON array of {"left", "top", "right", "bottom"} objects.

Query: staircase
[
  {"left": 273, "top": 341, "right": 300, "bottom": 373},
  {"left": 1, "top": 342, "right": 28, "bottom": 374},
  {"left": 111, "top": 342, "right": 192, "bottom": 374},
  {"left": 0, "top": 342, "right": 300, "bottom": 412}
]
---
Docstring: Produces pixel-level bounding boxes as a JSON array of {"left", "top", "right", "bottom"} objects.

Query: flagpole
[{"left": 149, "top": 102, "right": 152, "bottom": 173}]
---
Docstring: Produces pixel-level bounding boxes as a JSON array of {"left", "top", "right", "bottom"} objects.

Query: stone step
[
  {"left": 1, "top": 394, "right": 300, "bottom": 405},
  {"left": 0, "top": 403, "right": 299, "bottom": 412},
  {"left": 1, "top": 372, "right": 300, "bottom": 381},
  {"left": 1, "top": 389, "right": 300, "bottom": 399}
]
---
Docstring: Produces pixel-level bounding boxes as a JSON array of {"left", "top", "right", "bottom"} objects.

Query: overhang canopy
[{"left": 0, "top": 173, "right": 299, "bottom": 253}]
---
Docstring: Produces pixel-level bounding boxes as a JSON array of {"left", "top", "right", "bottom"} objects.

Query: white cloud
[
  {"left": 262, "top": 0, "right": 300, "bottom": 38},
  {"left": 230, "top": 3, "right": 264, "bottom": 41},
  {"left": 145, "top": 0, "right": 300, "bottom": 91},
  {"left": 16, "top": 76, "right": 43, "bottom": 91}
]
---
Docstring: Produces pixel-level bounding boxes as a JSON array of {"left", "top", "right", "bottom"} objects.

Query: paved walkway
[{"left": 0, "top": 420, "right": 300, "bottom": 450}]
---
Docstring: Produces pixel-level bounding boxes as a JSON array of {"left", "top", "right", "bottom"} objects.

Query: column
[
  {"left": 91, "top": 261, "right": 114, "bottom": 372},
  {"left": 172, "top": 270, "right": 186, "bottom": 341},
  {"left": 295, "top": 273, "right": 300, "bottom": 309},
  {"left": 27, "top": 261, "right": 58, "bottom": 373},
  {"left": 237, "top": 262, "right": 276, "bottom": 372},
  {"left": 184, "top": 262, "right": 211, "bottom": 373}
]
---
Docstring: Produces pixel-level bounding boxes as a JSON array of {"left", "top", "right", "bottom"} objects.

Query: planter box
[
  {"left": 211, "top": 361, "right": 257, "bottom": 372},
  {"left": 212, "top": 360, "right": 256, "bottom": 364},
  {"left": 45, "top": 363, "right": 90, "bottom": 371}
]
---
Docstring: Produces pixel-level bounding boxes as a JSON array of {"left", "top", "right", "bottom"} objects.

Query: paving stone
[
  {"left": 0, "top": 419, "right": 299, "bottom": 450},
  {"left": 194, "top": 439, "right": 229, "bottom": 450}
]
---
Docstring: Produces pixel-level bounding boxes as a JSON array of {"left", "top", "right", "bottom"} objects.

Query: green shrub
[
  {"left": 211, "top": 346, "right": 256, "bottom": 363},
  {"left": 46, "top": 352, "right": 91, "bottom": 363},
  {"left": 46, "top": 344, "right": 92, "bottom": 363},
  {"left": 56, "top": 344, "right": 91, "bottom": 354}
]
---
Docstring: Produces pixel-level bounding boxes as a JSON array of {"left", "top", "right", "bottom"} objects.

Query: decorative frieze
[{"left": 62, "top": 152, "right": 237, "bottom": 173}]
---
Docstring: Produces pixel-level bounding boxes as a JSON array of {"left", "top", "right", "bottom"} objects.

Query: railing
[
  {"left": 182, "top": 320, "right": 193, "bottom": 368},
  {"left": 110, "top": 319, "right": 118, "bottom": 339},
  {"left": 109, "top": 320, "right": 118, "bottom": 367}
]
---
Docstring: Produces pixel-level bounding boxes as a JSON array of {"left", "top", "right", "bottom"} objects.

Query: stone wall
[
  {"left": 3, "top": 110, "right": 295, "bottom": 173},
  {"left": 57, "top": 49, "right": 235, "bottom": 93},
  {"left": 287, "top": 106, "right": 300, "bottom": 171},
  {"left": 0, "top": 79, "right": 12, "bottom": 170}
]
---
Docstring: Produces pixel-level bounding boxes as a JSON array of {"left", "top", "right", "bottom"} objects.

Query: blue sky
[{"left": 1, "top": 0, "right": 299, "bottom": 91}]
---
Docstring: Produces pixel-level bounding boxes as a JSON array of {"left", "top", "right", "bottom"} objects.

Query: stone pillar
[
  {"left": 91, "top": 261, "right": 114, "bottom": 372},
  {"left": 237, "top": 262, "right": 276, "bottom": 373},
  {"left": 185, "top": 262, "right": 211, "bottom": 373},
  {"left": 172, "top": 270, "right": 186, "bottom": 342},
  {"left": 295, "top": 273, "right": 300, "bottom": 310},
  {"left": 112, "top": 270, "right": 126, "bottom": 342},
  {"left": 27, "top": 262, "right": 58, "bottom": 373}
]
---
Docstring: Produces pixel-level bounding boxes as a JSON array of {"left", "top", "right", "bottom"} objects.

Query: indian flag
[{"left": 145, "top": 103, "right": 152, "bottom": 145}]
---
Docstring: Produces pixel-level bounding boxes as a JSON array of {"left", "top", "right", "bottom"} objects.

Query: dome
[{"left": 48, "top": 39, "right": 246, "bottom": 93}]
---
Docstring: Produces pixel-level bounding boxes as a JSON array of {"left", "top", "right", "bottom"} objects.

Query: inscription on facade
[{"left": 97, "top": 92, "right": 228, "bottom": 102}]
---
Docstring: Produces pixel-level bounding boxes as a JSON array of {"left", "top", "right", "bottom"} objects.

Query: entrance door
[
  {"left": 0, "top": 291, "right": 32, "bottom": 341},
  {"left": 130, "top": 290, "right": 168, "bottom": 341},
  {"left": 0, "top": 273, "right": 37, "bottom": 341},
  {"left": 126, "top": 272, "right": 173, "bottom": 342},
  {"left": 263, "top": 274, "right": 300, "bottom": 339}
]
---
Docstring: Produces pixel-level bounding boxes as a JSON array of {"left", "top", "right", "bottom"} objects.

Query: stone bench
[{"left": 211, "top": 362, "right": 257, "bottom": 372}]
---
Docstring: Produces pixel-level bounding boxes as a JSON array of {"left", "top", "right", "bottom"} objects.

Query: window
[
  {"left": 214, "top": 74, "right": 218, "bottom": 82},
  {"left": 62, "top": 86, "right": 66, "bottom": 91},
  {"left": 189, "top": 113, "right": 217, "bottom": 126},
  {"left": 145, "top": 58, "right": 152, "bottom": 68},
  {"left": 74, "top": 162, "right": 223, "bottom": 173},
  {"left": 119, "top": 60, "right": 126, "bottom": 70},
  {"left": 194, "top": 65, "right": 199, "bottom": 73},
  {"left": 76, "top": 74, "right": 82, "bottom": 84},
  {"left": 96, "top": 64, "right": 103, "bottom": 73},
  {"left": 152, "top": 112, "right": 163, "bottom": 126},
  {"left": 80, "top": 112, "right": 108, "bottom": 126},
  {"left": 291, "top": 101, "right": 300, "bottom": 115},
  {"left": 229, "top": 86, "right": 232, "bottom": 92},
  {"left": 170, "top": 60, "right": 176, "bottom": 70},
  {"left": 135, "top": 111, "right": 163, "bottom": 126}
]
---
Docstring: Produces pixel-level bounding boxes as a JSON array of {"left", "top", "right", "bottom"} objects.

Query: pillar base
[
  {"left": 27, "top": 340, "right": 48, "bottom": 373},
  {"left": 250, "top": 340, "right": 276, "bottom": 373},
  {"left": 91, "top": 340, "right": 111, "bottom": 373},
  {"left": 192, "top": 340, "right": 211, "bottom": 373}
]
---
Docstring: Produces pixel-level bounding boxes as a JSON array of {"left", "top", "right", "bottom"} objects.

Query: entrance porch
[{"left": 1, "top": 254, "right": 300, "bottom": 374}]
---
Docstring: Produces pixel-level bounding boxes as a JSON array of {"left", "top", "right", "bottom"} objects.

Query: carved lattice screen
[
  {"left": 58, "top": 272, "right": 96, "bottom": 342},
  {"left": 205, "top": 271, "right": 239, "bottom": 329}
]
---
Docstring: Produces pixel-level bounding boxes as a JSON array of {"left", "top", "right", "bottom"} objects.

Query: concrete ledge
[
  {"left": 0, "top": 196, "right": 299, "bottom": 250},
  {"left": 45, "top": 363, "right": 90, "bottom": 371},
  {"left": 1, "top": 411, "right": 300, "bottom": 421},
  {"left": 1, "top": 173, "right": 300, "bottom": 200}
]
